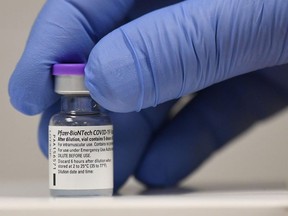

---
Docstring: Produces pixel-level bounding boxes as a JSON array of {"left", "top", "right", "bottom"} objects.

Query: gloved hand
[{"left": 9, "top": 0, "right": 288, "bottom": 190}]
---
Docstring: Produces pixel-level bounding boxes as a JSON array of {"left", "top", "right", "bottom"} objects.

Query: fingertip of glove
[
  {"left": 85, "top": 76, "right": 135, "bottom": 113},
  {"left": 8, "top": 70, "right": 37, "bottom": 115},
  {"left": 134, "top": 144, "right": 182, "bottom": 187},
  {"left": 9, "top": 81, "right": 50, "bottom": 115},
  {"left": 85, "top": 29, "right": 142, "bottom": 113},
  {"left": 135, "top": 159, "right": 180, "bottom": 188},
  {"left": 9, "top": 92, "right": 42, "bottom": 116},
  {"left": 9, "top": 88, "right": 58, "bottom": 116}
]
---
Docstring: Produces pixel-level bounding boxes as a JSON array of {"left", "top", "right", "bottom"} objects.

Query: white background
[{"left": 0, "top": 0, "right": 288, "bottom": 191}]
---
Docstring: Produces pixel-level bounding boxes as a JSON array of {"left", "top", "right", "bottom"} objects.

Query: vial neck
[{"left": 61, "top": 95, "right": 100, "bottom": 114}]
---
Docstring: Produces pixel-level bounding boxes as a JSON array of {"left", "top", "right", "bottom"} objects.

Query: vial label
[{"left": 49, "top": 125, "right": 113, "bottom": 190}]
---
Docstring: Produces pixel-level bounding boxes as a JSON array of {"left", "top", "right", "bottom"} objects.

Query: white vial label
[{"left": 49, "top": 126, "right": 113, "bottom": 190}]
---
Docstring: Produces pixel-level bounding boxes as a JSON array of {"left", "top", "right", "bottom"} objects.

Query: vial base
[{"left": 50, "top": 188, "right": 113, "bottom": 197}]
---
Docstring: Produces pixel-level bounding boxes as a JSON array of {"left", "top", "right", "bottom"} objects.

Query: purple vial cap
[{"left": 53, "top": 64, "right": 85, "bottom": 75}]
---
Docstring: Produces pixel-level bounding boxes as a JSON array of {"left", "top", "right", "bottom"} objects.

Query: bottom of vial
[{"left": 50, "top": 188, "right": 113, "bottom": 197}]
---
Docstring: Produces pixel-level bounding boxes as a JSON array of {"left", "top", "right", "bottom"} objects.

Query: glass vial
[{"left": 49, "top": 64, "right": 113, "bottom": 196}]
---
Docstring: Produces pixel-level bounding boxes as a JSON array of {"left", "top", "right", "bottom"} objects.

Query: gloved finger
[
  {"left": 86, "top": 0, "right": 288, "bottom": 113},
  {"left": 134, "top": 64, "right": 288, "bottom": 187},
  {"left": 9, "top": 0, "right": 134, "bottom": 115},
  {"left": 38, "top": 99, "right": 176, "bottom": 190}
]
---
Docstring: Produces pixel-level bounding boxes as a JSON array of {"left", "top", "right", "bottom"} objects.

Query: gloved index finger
[
  {"left": 85, "top": 0, "right": 288, "bottom": 113},
  {"left": 8, "top": 0, "right": 134, "bottom": 115}
]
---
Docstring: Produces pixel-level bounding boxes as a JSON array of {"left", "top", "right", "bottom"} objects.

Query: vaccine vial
[{"left": 49, "top": 64, "right": 113, "bottom": 196}]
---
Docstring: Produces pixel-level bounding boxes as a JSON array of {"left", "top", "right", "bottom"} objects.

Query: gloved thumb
[{"left": 85, "top": 0, "right": 288, "bottom": 113}]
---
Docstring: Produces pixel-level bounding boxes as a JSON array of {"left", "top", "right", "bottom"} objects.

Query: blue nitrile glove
[{"left": 9, "top": 0, "right": 288, "bottom": 190}]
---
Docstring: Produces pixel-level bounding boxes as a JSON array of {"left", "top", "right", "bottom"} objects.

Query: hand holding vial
[{"left": 8, "top": 0, "right": 288, "bottom": 192}]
